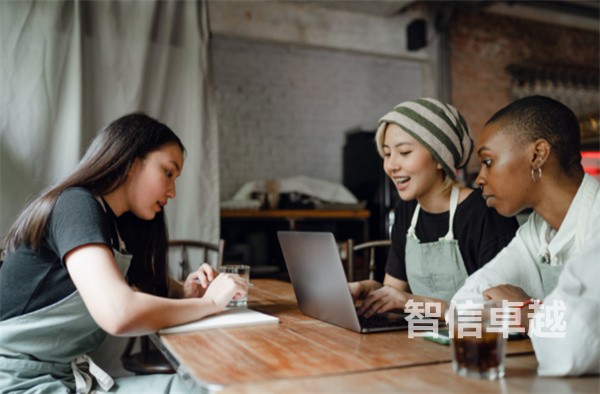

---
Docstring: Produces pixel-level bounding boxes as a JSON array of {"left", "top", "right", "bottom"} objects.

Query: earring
[{"left": 530, "top": 167, "right": 542, "bottom": 182}]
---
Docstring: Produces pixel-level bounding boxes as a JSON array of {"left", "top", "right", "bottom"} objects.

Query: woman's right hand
[
  {"left": 202, "top": 273, "right": 248, "bottom": 310},
  {"left": 182, "top": 263, "right": 217, "bottom": 299}
]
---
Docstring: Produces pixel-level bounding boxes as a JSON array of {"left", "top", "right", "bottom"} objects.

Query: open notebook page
[{"left": 159, "top": 308, "right": 279, "bottom": 334}]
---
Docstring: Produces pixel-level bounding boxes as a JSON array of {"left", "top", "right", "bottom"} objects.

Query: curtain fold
[{"left": 1, "top": 0, "right": 219, "bottom": 273}]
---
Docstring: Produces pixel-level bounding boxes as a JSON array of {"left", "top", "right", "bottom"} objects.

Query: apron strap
[
  {"left": 407, "top": 186, "right": 460, "bottom": 241},
  {"left": 407, "top": 204, "right": 421, "bottom": 239},
  {"left": 95, "top": 196, "right": 128, "bottom": 253},
  {"left": 71, "top": 354, "right": 114, "bottom": 393},
  {"left": 442, "top": 186, "right": 460, "bottom": 241}
]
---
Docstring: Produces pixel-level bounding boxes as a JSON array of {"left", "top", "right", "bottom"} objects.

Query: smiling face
[
  {"left": 382, "top": 123, "right": 445, "bottom": 202},
  {"left": 124, "top": 142, "right": 184, "bottom": 220},
  {"left": 475, "top": 122, "right": 534, "bottom": 216}
]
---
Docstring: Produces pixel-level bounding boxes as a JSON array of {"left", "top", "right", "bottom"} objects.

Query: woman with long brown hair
[{"left": 0, "top": 113, "right": 247, "bottom": 392}]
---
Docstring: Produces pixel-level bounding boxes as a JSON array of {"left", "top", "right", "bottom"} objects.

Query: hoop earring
[{"left": 531, "top": 167, "right": 542, "bottom": 182}]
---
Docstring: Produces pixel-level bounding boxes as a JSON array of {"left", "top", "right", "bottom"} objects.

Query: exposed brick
[
  {"left": 212, "top": 36, "right": 423, "bottom": 200},
  {"left": 450, "top": 10, "right": 599, "bottom": 177}
]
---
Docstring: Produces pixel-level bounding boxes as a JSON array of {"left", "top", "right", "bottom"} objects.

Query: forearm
[
  {"left": 102, "top": 289, "right": 220, "bottom": 336},
  {"left": 66, "top": 246, "right": 221, "bottom": 335}
]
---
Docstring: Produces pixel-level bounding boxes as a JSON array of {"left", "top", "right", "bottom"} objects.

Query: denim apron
[
  {"left": 0, "top": 198, "right": 131, "bottom": 393},
  {"left": 536, "top": 230, "right": 564, "bottom": 297},
  {"left": 535, "top": 176, "right": 598, "bottom": 296},
  {"left": 404, "top": 186, "right": 468, "bottom": 301}
]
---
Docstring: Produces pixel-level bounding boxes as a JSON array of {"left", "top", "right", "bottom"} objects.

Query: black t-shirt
[
  {"left": 385, "top": 188, "right": 519, "bottom": 282},
  {"left": 0, "top": 187, "right": 120, "bottom": 321}
]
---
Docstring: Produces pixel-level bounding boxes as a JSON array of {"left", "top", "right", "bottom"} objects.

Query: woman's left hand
[
  {"left": 182, "top": 263, "right": 217, "bottom": 298},
  {"left": 483, "top": 284, "right": 530, "bottom": 303}
]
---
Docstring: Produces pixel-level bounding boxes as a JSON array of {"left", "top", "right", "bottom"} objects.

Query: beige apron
[{"left": 404, "top": 187, "right": 468, "bottom": 301}]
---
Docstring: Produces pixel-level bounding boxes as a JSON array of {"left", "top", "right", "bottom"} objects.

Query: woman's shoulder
[
  {"left": 48, "top": 188, "right": 111, "bottom": 243},
  {"left": 54, "top": 187, "right": 103, "bottom": 215},
  {"left": 457, "top": 187, "right": 485, "bottom": 211},
  {"left": 458, "top": 187, "right": 518, "bottom": 225},
  {"left": 56, "top": 187, "right": 97, "bottom": 204},
  {"left": 457, "top": 185, "right": 475, "bottom": 202},
  {"left": 459, "top": 187, "right": 492, "bottom": 211},
  {"left": 391, "top": 198, "right": 418, "bottom": 231}
]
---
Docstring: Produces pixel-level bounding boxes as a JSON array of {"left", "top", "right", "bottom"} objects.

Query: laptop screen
[{"left": 277, "top": 231, "right": 409, "bottom": 333}]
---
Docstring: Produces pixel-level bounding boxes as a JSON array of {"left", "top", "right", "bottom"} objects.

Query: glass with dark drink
[{"left": 450, "top": 301, "right": 508, "bottom": 380}]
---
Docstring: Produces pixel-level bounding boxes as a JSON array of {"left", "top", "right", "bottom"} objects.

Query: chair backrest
[
  {"left": 346, "top": 239, "right": 391, "bottom": 281},
  {"left": 168, "top": 239, "right": 225, "bottom": 281}
]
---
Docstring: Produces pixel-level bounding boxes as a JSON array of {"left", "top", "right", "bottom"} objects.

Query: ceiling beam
[{"left": 486, "top": 1, "right": 600, "bottom": 31}]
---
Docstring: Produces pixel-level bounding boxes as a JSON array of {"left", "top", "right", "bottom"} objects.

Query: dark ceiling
[{"left": 310, "top": 0, "right": 600, "bottom": 20}]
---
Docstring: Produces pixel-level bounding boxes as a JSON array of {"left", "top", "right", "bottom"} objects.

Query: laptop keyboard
[{"left": 358, "top": 311, "right": 409, "bottom": 329}]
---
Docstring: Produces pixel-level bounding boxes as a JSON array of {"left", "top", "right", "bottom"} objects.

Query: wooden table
[
  {"left": 221, "top": 354, "right": 599, "bottom": 393},
  {"left": 152, "top": 279, "right": 545, "bottom": 392}
]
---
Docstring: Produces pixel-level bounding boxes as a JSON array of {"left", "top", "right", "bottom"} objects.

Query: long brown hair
[{"left": 3, "top": 113, "right": 185, "bottom": 296}]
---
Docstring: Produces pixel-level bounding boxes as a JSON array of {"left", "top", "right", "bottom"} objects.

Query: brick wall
[
  {"left": 212, "top": 36, "right": 424, "bottom": 200},
  {"left": 450, "top": 9, "right": 599, "bottom": 176}
]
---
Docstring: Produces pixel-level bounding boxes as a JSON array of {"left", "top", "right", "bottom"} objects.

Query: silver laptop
[{"left": 277, "top": 231, "right": 412, "bottom": 333}]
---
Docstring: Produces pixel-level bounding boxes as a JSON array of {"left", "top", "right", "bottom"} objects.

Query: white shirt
[
  {"left": 530, "top": 238, "right": 600, "bottom": 376},
  {"left": 453, "top": 174, "right": 600, "bottom": 302}
]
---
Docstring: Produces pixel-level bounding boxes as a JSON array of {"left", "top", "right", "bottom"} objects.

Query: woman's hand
[
  {"left": 348, "top": 282, "right": 365, "bottom": 302},
  {"left": 483, "top": 284, "right": 530, "bottom": 303},
  {"left": 182, "top": 263, "right": 217, "bottom": 298},
  {"left": 349, "top": 280, "right": 383, "bottom": 303},
  {"left": 357, "top": 286, "right": 409, "bottom": 318},
  {"left": 202, "top": 273, "right": 248, "bottom": 311}
]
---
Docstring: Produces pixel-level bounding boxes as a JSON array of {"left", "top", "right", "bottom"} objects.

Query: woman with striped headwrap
[{"left": 352, "top": 98, "right": 519, "bottom": 319}]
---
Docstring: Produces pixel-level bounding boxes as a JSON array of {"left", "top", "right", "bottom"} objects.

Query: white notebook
[{"left": 159, "top": 307, "right": 279, "bottom": 334}]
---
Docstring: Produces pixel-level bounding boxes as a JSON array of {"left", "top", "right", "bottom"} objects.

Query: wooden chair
[
  {"left": 120, "top": 336, "right": 174, "bottom": 375},
  {"left": 168, "top": 239, "right": 225, "bottom": 281},
  {"left": 121, "top": 239, "right": 224, "bottom": 375},
  {"left": 346, "top": 239, "right": 391, "bottom": 281}
]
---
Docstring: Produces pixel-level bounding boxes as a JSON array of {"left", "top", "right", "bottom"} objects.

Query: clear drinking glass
[
  {"left": 218, "top": 264, "right": 251, "bottom": 307},
  {"left": 449, "top": 300, "right": 509, "bottom": 380}
]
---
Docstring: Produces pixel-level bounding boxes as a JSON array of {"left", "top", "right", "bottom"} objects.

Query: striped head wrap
[{"left": 376, "top": 98, "right": 473, "bottom": 180}]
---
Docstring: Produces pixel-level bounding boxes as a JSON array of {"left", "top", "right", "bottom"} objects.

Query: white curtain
[{"left": 1, "top": 1, "right": 219, "bottom": 259}]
